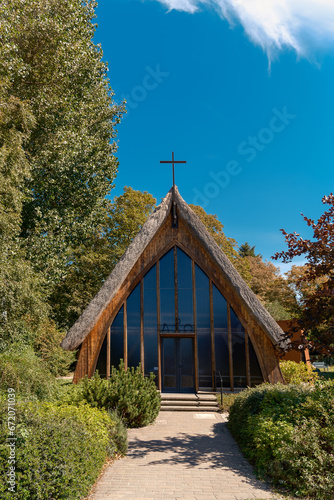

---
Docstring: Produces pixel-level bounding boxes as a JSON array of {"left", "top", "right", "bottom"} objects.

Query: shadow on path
[{"left": 127, "top": 421, "right": 262, "bottom": 486}]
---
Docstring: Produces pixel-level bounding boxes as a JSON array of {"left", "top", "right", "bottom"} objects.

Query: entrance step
[{"left": 160, "top": 393, "right": 219, "bottom": 412}]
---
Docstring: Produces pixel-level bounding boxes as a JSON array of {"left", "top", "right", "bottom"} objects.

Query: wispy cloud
[{"left": 154, "top": 0, "right": 334, "bottom": 57}]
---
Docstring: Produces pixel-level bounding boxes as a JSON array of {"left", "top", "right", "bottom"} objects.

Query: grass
[
  {"left": 319, "top": 366, "right": 334, "bottom": 381},
  {"left": 216, "top": 392, "right": 240, "bottom": 412}
]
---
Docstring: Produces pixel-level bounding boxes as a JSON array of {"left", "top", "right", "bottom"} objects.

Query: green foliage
[
  {"left": 280, "top": 360, "right": 319, "bottom": 384},
  {"left": 0, "top": 400, "right": 123, "bottom": 499},
  {"left": 107, "top": 409, "right": 128, "bottom": 456},
  {"left": 0, "top": 346, "right": 62, "bottom": 400},
  {"left": 71, "top": 362, "right": 161, "bottom": 428},
  {"left": 0, "top": 347, "right": 57, "bottom": 400},
  {"left": 0, "top": 0, "right": 124, "bottom": 289},
  {"left": 189, "top": 204, "right": 252, "bottom": 284},
  {"left": 52, "top": 187, "right": 156, "bottom": 328},
  {"left": 106, "top": 187, "right": 157, "bottom": 262},
  {"left": 228, "top": 382, "right": 334, "bottom": 499},
  {"left": 239, "top": 242, "right": 260, "bottom": 258},
  {"left": 265, "top": 299, "right": 293, "bottom": 321}
]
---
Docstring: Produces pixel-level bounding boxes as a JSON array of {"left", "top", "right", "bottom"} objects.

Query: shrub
[
  {"left": 108, "top": 409, "right": 128, "bottom": 456},
  {"left": 280, "top": 360, "right": 319, "bottom": 384},
  {"left": 228, "top": 382, "right": 334, "bottom": 499},
  {"left": 0, "top": 347, "right": 57, "bottom": 400},
  {"left": 0, "top": 400, "right": 125, "bottom": 499},
  {"left": 71, "top": 362, "right": 161, "bottom": 428}
]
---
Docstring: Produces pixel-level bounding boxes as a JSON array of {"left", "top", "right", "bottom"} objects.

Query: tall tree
[
  {"left": 189, "top": 205, "right": 252, "bottom": 284},
  {"left": 52, "top": 187, "right": 156, "bottom": 328},
  {"left": 239, "top": 242, "right": 260, "bottom": 258},
  {"left": 0, "top": 87, "right": 73, "bottom": 374},
  {"left": 245, "top": 255, "right": 296, "bottom": 320},
  {"left": 273, "top": 194, "right": 334, "bottom": 353},
  {"left": 0, "top": 0, "right": 124, "bottom": 288}
]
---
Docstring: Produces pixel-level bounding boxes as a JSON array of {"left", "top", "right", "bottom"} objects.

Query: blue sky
[{"left": 95, "top": 0, "right": 334, "bottom": 271}]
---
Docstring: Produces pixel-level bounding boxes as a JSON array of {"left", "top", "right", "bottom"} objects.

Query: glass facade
[
  {"left": 213, "top": 284, "right": 229, "bottom": 387},
  {"left": 110, "top": 305, "right": 124, "bottom": 369},
  {"left": 144, "top": 265, "right": 158, "bottom": 380},
  {"left": 95, "top": 245, "right": 264, "bottom": 390},
  {"left": 195, "top": 264, "right": 212, "bottom": 388}
]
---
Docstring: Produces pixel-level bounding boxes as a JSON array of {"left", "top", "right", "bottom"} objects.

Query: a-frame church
[{"left": 61, "top": 173, "right": 288, "bottom": 391}]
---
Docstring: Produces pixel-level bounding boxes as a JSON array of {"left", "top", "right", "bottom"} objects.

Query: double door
[{"left": 161, "top": 337, "right": 195, "bottom": 393}]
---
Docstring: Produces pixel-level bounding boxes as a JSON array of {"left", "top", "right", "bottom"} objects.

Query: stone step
[
  {"left": 160, "top": 393, "right": 219, "bottom": 412},
  {"left": 160, "top": 393, "right": 218, "bottom": 401},
  {"left": 160, "top": 405, "right": 219, "bottom": 412},
  {"left": 160, "top": 393, "right": 199, "bottom": 401},
  {"left": 161, "top": 399, "right": 218, "bottom": 406},
  {"left": 161, "top": 400, "right": 218, "bottom": 407}
]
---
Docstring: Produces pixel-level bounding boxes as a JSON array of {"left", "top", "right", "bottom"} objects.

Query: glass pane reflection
[
  {"left": 110, "top": 306, "right": 124, "bottom": 370},
  {"left": 144, "top": 265, "right": 158, "bottom": 381},
  {"left": 127, "top": 284, "right": 141, "bottom": 369},
  {"left": 231, "top": 306, "right": 247, "bottom": 388},
  {"left": 213, "top": 284, "right": 229, "bottom": 386},
  {"left": 160, "top": 249, "right": 175, "bottom": 329},
  {"left": 195, "top": 264, "right": 212, "bottom": 388},
  {"left": 177, "top": 248, "right": 193, "bottom": 329}
]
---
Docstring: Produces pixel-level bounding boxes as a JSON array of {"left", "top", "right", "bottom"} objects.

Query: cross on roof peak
[{"left": 160, "top": 152, "right": 187, "bottom": 189}]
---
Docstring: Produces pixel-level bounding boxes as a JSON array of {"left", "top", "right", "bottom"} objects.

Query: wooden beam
[
  {"left": 245, "top": 330, "right": 251, "bottom": 387},
  {"left": 106, "top": 328, "right": 110, "bottom": 379},
  {"left": 157, "top": 259, "right": 162, "bottom": 391},
  {"left": 192, "top": 259, "right": 199, "bottom": 392},
  {"left": 123, "top": 302, "right": 128, "bottom": 370},
  {"left": 140, "top": 279, "right": 144, "bottom": 374},
  {"left": 209, "top": 279, "right": 216, "bottom": 390},
  {"left": 174, "top": 246, "right": 178, "bottom": 332},
  {"left": 227, "top": 303, "right": 234, "bottom": 391}
]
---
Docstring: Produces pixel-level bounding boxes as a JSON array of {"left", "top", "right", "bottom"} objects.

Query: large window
[{"left": 95, "top": 245, "right": 264, "bottom": 389}]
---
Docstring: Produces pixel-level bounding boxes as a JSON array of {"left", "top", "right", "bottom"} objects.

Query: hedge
[
  {"left": 0, "top": 347, "right": 57, "bottom": 401},
  {"left": 0, "top": 400, "right": 127, "bottom": 500},
  {"left": 228, "top": 382, "right": 334, "bottom": 499}
]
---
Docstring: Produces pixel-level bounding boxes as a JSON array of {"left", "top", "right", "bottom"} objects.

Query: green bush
[
  {"left": 280, "top": 360, "right": 319, "bottom": 384},
  {"left": 108, "top": 409, "right": 128, "bottom": 456},
  {"left": 228, "top": 382, "right": 334, "bottom": 499},
  {"left": 0, "top": 400, "right": 125, "bottom": 499},
  {"left": 0, "top": 347, "right": 57, "bottom": 400},
  {"left": 69, "top": 362, "right": 161, "bottom": 428}
]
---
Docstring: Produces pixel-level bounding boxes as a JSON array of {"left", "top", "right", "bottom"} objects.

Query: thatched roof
[{"left": 61, "top": 187, "right": 287, "bottom": 351}]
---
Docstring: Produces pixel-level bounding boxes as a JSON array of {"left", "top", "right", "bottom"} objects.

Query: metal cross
[{"left": 160, "top": 152, "right": 187, "bottom": 189}]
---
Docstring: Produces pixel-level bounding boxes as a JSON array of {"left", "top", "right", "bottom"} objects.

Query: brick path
[{"left": 90, "top": 411, "right": 276, "bottom": 500}]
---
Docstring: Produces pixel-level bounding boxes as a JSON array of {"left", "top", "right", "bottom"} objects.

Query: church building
[{"left": 61, "top": 184, "right": 288, "bottom": 391}]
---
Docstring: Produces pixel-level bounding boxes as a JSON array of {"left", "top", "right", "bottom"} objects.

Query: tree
[
  {"left": 0, "top": 0, "right": 124, "bottom": 288},
  {"left": 0, "top": 88, "right": 73, "bottom": 374},
  {"left": 51, "top": 187, "right": 156, "bottom": 328},
  {"left": 273, "top": 194, "right": 334, "bottom": 353},
  {"left": 245, "top": 255, "right": 296, "bottom": 320},
  {"left": 239, "top": 242, "right": 261, "bottom": 258},
  {"left": 189, "top": 204, "right": 252, "bottom": 284}
]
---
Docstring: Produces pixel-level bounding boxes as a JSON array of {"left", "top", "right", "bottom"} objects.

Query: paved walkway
[{"left": 90, "top": 411, "right": 276, "bottom": 500}]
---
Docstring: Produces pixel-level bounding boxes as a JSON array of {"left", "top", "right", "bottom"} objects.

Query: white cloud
[{"left": 154, "top": 0, "right": 334, "bottom": 57}]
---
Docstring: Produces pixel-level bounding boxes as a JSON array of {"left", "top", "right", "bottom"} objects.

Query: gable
[{"left": 61, "top": 187, "right": 287, "bottom": 358}]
